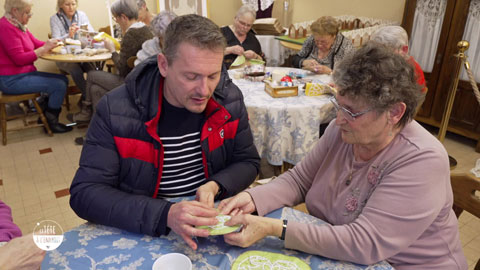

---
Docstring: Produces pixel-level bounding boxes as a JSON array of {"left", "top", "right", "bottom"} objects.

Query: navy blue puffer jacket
[{"left": 70, "top": 56, "right": 260, "bottom": 236}]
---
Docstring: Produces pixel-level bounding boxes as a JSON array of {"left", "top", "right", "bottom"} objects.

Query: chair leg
[
  {"left": 65, "top": 92, "right": 71, "bottom": 111},
  {"left": 0, "top": 104, "right": 7, "bottom": 145},
  {"left": 32, "top": 100, "right": 53, "bottom": 137}
]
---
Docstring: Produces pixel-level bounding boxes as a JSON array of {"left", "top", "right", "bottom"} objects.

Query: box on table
[{"left": 265, "top": 81, "right": 298, "bottom": 98}]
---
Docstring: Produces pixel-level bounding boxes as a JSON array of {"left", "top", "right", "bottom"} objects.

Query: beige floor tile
[
  {"left": 463, "top": 246, "right": 480, "bottom": 263},
  {"left": 460, "top": 225, "right": 480, "bottom": 245}
]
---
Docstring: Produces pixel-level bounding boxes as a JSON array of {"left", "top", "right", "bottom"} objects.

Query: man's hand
[
  {"left": 223, "top": 215, "right": 282, "bottom": 248},
  {"left": 218, "top": 191, "right": 256, "bottom": 216},
  {"left": 0, "top": 234, "right": 46, "bottom": 270},
  {"left": 167, "top": 200, "right": 218, "bottom": 250},
  {"left": 195, "top": 181, "right": 219, "bottom": 207}
]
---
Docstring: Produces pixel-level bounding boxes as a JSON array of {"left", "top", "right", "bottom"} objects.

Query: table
[
  {"left": 40, "top": 52, "right": 112, "bottom": 70},
  {"left": 229, "top": 67, "right": 336, "bottom": 167},
  {"left": 41, "top": 207, "right": 393, "bottom": 269},
  {"left": 256, "top": 35, "right": 297, "bottom": 66}
]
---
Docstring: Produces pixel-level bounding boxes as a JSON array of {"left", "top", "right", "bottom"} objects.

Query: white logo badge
[
  {"left": 220, "top": 129, "right": 224, "bottom": 138},
  {"left": 33, "top": 220, "right": 64, "bottom": 251}
]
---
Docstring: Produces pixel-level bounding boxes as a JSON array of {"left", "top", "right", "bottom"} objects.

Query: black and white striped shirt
[{"left": 156, "top": 98, "right": 206, "bottom": 198}]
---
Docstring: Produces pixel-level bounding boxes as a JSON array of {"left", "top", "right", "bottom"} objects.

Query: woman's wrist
[{"left": 269, "top": 218, "right": 284, "bottom": 238}]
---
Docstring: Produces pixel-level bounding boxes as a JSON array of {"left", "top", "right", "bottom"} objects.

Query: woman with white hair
[
  {"left": 370, "top": 25, "right": 427, "bottom": 97},
  {"left": 135, "top": 10, "right": 177, "bottom": 66},
  {"left": 136, "top": 0, "right": 154, "bottom": 26},
  {"left": 0, "top": 0, "right": 72, "bottom": 133},
  {"left": 50, "top": 0, "right": 94, "bottom": 101},
  {"left": 221, "top": 5, "right": 263, "bottom": 69}
]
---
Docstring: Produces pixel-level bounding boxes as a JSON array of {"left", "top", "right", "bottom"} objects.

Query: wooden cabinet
[{"left": 403, "top": 0, "right": 480, "bottom": 151}]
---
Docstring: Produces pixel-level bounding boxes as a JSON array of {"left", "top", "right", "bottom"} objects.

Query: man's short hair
[{"left": 163, "top": 14, "right": 226, "bottom": 64}]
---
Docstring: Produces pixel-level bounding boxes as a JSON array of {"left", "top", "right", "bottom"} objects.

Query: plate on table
[
  {"left": 232, "top": 250, "right": 311, "bottom": 270},
  {"left": 196, "top": 214, "right": 241, "bottom": 235}
]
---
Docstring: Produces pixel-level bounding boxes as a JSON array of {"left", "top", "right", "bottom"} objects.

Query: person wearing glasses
[
  {"left": 292, "top": 16, "right": 353, "bottom": 75},
  {"left": 0, "top": 0, "right": 72, "bottom": 133},
  {"left": 68, "top": 0, "right": 153, "bottom": 133},
  {"left": 50, "top": 0, "right": 94, "bottom": 102},
  {"left": 221, "top": 5, "right": 263, "bottom": 69},
  {"left": 218, "top": 42, "right": 467, "bottom": 269}
]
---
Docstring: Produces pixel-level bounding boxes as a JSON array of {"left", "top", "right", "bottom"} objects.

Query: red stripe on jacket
[{"left": 114, "top": 136, "right": 159, "bottom": 167}]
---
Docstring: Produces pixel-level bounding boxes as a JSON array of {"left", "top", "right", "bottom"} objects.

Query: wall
[
  {"left": 0, "top": 0, "right": 404, "bottom": 72},
  {"left": 209, "top": 0, "right": 406, "bottom": 28}
]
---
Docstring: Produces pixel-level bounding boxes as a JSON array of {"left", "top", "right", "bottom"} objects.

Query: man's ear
[
  {"left": 157, "top": 53, "right": 168, "bottom": 77},
  {"left": 389, "top": 102, "right": 406, "bottom": 125}
]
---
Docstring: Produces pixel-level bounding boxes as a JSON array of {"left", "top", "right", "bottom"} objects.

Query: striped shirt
[{"left": 156, "top": 98, "right": 206, "bottom": 198}]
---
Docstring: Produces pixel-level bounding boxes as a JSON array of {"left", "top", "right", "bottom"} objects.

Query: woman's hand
[
  {"left": 195, "top": 181, "right": 219, "bottom": 208},
  {"left": 302, "top": 60, "right": 332, "bottom": 74},
  {"left": 218, "top": 191, "right": 256, "bottom": 216},
  {"left": 226, "top": 45, "right": 244, "bottom": 56},
  {"left": 69, "top": 23, "right": 79, "bottom": 38},
  {"left": 35, "top": 39, "right": 60, "bottom": 56},
  {"left": 223, "top": 215, "right": 283, "bottom": 248},
  {"left": 167, "top": 200, "right": 219, "bottom": 250},
  {"left": 0, "top": 234, "right": 46, "bottom": 270},
  {"left": 103, "top": 38, "right": 115, "bottom": 53},
  {"left": 243, "top": 50, "right": 259, "bottom": 60}
]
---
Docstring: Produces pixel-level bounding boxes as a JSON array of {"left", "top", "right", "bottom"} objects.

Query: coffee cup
[{"left": 152, "top": 253, "right": 192, "bottom": 270}]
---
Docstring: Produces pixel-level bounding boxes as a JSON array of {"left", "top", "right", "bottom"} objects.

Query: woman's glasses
[{"left": 329, "top": 96, "right": 372, "bottom": 121}]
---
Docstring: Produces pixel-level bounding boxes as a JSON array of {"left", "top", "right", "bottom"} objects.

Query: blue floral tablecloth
[
  {"left": 41, "top": 207, "right": 393, "bottom": 270},
  {"left": 229, "top": 68, "right": 336, "bottom": 166}
]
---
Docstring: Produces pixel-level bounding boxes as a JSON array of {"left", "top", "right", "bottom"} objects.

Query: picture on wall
[{"left": 158, "top": 0, "right": 208, "bottom": 17}]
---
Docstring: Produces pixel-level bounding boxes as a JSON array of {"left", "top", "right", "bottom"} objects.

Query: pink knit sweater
[
  {"left": 249, "top": 120, "right": 467, "bottom": 270},
  {"left": 0, "top": 16, "right": 44, "bottom": 76}
]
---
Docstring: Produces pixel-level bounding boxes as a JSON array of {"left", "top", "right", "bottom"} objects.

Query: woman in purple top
[
  {"left": 0, "top": 200, "right": 21, "bottom": 242},
  {"left": 0, "top": 200, "right": 45, "bottom": 270},
  {"left": 219, "top": 42, "right": 467, "bottom": 269}
]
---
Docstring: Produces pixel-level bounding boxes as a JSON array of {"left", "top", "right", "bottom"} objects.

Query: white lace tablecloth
[
  {"left": 229, "top": 67, "right": 336, "bottom": 166},
  {"left": 256, "top": 35, "right": 297, "bottom": 66},
  {"left": 41, "top": 205, "right": 393, "bottom": 269}
]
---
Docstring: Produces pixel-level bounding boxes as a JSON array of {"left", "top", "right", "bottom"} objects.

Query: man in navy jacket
[{"left": 70, "top": 14, "right": 260, "bottom": 250}]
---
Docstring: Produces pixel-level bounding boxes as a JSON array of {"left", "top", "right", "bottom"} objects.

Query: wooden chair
[
  {"left": 0, "top": 93, "right": 53, "bottom": 145},
  {"left": 127, "top": 56, "right": 137, "bottom": 69},
  {"left": 451, "top": 173, "right": 480, "bottom": 270}
]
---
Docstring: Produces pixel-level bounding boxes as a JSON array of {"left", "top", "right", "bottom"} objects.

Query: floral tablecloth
[
  {"left": 41, "top": 207, "right": 393, "bottom": 270},
  {"left": 229, "top": 68, "right": 336, "bottom": 166}
]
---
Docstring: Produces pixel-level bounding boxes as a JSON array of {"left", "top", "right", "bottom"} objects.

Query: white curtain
[
  {"left": 460, "top": 0, "right": 480, "bottom": 82},
  {"left": 409, "top": 0, "right": 447, "bottom": 73}
]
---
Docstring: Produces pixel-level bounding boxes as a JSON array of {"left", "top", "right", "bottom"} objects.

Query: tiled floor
[{"left": 0, "top": 100, "right": 479, "bottom": 269}]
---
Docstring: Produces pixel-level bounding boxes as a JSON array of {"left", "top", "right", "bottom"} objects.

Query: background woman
[
  {"left": 221, "top": 5, "right": 263, "bottom": 69},
  {"left": 134, "top": 10, "right": 176, "bottom": 66},
  {"left": 50, "top": 0, "right": 94, "bottom": 101},
  {"left": 219, "top": 42, "right": 467, "bottom": 269},
  {"left": 0, "top": 0, "right": 72, "bottom": 133},
  {"left": 68, "top": 0, "right": 153, "bottom": 144},
  {"left": 292, "top": 16, "right": 353, "bottom": 74}
]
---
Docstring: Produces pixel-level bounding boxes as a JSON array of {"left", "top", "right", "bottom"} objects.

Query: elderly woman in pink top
[
  {"left": 219, "top": 42, "right": 467, "bottom": 269},
  {"left": 0, "top": 0, "right": 72, "bottom": 133}
]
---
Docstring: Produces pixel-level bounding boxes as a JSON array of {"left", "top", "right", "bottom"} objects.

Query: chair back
[{"left": 451, "top": 173, "right": 480, "bottom": 218}]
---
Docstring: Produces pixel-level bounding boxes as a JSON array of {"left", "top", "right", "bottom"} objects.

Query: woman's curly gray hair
[{"left": 333, "top": 41, "right": 422, "bottom": 128}]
